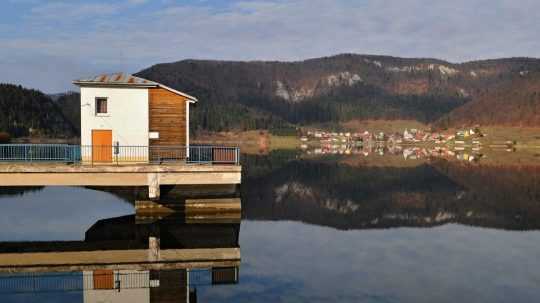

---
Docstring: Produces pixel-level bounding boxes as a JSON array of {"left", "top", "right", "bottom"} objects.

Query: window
[{"left": 96, "top": 98, "right": 108, "bottom": 114}]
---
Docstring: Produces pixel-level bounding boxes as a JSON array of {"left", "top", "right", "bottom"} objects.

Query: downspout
[{"left": 186, "top": 100, "right": 190, "bottom": 160}]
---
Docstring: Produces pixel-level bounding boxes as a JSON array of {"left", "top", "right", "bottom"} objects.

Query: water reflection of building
[
  {"left": 0, "top": 193, "right": 241, "bottom": 302},
  {"left": 81, "top": 267, "right": 238, "bottom": 303},
  {"left": 302, "top": 144, "right": 485, "bottom": 163}
]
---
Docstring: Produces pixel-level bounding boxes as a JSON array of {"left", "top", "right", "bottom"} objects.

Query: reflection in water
[
  {"left": 0, "top": 188, "right": 241, "bottom": 303},
  {"left": 0, "top": 268, "right": 237, "bottom": 302},
  {"left": 0, "top": 186, "right": 44, "bottom": 197},
  {"left": 242, "top": 152, "right": 540, "bottom": 230},
  {"left": 1, "top": 152, "right": 540, "bottom": 302},
  {"left": 303, "top": 143, "right": 487, "bottom": 163},
  {"left": 0, "top": 187, "right": 134, "bottom": 241},
  {"left": 217, "top": 221, "right": 540, "bottom": 303}
]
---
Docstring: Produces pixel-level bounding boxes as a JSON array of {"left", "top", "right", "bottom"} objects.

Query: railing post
[
  {"left": 115, "top": 272, "right": 121, "bottom": 292},
  {"left": 115, "top": 142, "right": 119, "bottom": 165}
]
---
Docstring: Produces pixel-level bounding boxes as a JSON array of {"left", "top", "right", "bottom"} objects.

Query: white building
[{"left": 73, "top": 73, "right": 197, "bottom": 163}]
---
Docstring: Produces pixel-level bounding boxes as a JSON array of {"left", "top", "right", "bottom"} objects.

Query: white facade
[
  {"left": 80, "top": 86, "right": 149, "bottom": 147},
  {"left": 83, "top": 270, "right": 150, "bottom": 303}
]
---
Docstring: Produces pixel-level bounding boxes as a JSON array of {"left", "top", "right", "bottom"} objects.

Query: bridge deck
[
  {"left": 0, "top": 163, "right": 240, "bottom": 185},
  {"left": 0, "top": 163, "right": 241, "bottom": 198},
  {"left": 0, "top": 248, "right": 241, "bottom": 273}
]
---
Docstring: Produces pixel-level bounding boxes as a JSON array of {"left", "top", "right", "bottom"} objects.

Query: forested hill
[
  {"left": 0, "top": 84, "right": 78, "bottom": 139},
  {"left": 136, "top": 54, "right": 540, "bottom": 131},
  {"left": 435, "top": 69, "right": 540, "bottom": 128},
  {"left": 3, "top": 54, "right": 540, "bottom": 139}
]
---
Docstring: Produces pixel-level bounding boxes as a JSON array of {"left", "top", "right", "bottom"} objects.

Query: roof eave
[
  {"left": 72, "top": 81, "right": 158, "bottom": 88},
  {"left": 72, "top": 78, "right": 198, "bottom": 103},
  {"left": 158, "top": 84, "right": 198, "bottom": 102}
]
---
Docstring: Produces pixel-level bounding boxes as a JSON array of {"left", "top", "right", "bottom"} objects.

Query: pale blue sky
[{"left": 1, "top": 0, "right": 539, "bottom": 93}]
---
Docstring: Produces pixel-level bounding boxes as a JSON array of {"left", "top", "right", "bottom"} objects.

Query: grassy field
[
  {"left": 193, "top": 130, "right": 298, "bottom": 154},
  {"left": 477, "top": 148, "right": 540, "bottom": 165},
  {"left": 341, "top": 119, "right": 428, "bottom": 133},
  {"left": 269, "top": 135, "right": 298, "bottom": 149},
  {"left": 480, "top": 126, "right": 540, "bottom": 147}
]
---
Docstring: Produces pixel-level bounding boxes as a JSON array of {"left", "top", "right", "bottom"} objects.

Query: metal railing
[
  {"left": 0, "top": 144, "right": 77, "bottom": 162},
  {"left": 0, "top": 144, "right": 240, "bottom": 165}
]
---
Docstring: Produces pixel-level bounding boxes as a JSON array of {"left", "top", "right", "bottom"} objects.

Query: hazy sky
[{"left": 1, "top": 0, "right": 539, "bottom": 93}]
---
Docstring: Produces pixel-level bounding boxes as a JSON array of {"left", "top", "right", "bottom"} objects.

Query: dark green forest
[
  {"left": 188, "top": 85, "right": 467, "bottom": 132},
  {"left": 0, "top": 84, "right": 77, "bottom": 139}
]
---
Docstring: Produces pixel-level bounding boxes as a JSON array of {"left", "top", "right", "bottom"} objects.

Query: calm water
[{"left": 1, "top": 151, "right": 540, "bottom": 302}]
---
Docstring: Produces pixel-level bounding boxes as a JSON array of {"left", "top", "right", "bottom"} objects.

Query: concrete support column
[
  {"left": 148, "top": 237, "right": 160, "bottom": 262},
  {"left": 147, "top": 173, "right": 160, "bottom": 199}
]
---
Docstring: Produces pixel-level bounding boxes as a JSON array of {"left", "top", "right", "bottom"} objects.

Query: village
[{"left": 297, "top": 127, "right": 509, "bottom": 163}]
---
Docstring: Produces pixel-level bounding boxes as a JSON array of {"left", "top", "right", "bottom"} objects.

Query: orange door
[
  {"left": 92, "top": 130, "right": 112, "bottom": 163},
  {"left": 93, "top": 269, "right": 114, "bottom": 289}
]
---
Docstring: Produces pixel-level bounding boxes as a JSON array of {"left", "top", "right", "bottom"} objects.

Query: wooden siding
[
  {"left": 150, "top": 270, "right": 187, "bottom": 303},
  {"left": 149, "top": 88, "right": 187, "bottom": 146}
]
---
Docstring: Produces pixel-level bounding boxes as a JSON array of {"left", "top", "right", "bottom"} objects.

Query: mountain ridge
[
  {"left": 136, "top": 53, "right": 540, "bottom": 131},
  {"left": 3, "top": 53, "right": 540, "bottom": 139}
]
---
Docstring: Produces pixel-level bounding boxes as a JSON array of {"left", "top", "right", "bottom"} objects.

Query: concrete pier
[
  {"left": 135, "top": 198, "right": 242, "bottom": 223},
  {"left": 0, "top": 163, "right": 241, "bottom": 199},
  {"left": 0, "top": 247, "right": 241, "bottom": 273}
]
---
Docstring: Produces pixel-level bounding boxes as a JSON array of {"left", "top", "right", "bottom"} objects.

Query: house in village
[{"left": 73, "top": 73, "right": 197, "bottom": 163}]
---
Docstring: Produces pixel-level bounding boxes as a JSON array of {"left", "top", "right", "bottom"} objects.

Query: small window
[{"left": 96, "top": 98, "right": 108, "bottom": 114}]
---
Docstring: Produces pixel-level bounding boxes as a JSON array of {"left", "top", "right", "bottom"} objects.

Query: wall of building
[
  {"left": 149, "top": 88, "right": 188, "bottom": 146},
  {"left": 80, "top": 86, "right": 149, "bottom": 147},
  {"left": 83, "top": 270, "right": 150, "bottom": 303}
]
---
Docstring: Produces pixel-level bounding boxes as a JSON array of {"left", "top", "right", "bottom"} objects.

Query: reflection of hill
[
  {"left": 243, "top": 159, "right": 540, "bottom": 230},
  {"left": 432, "top": 160, "right": 540, "bottom": 225},
  {"left": 242, "top": 149, "right": 300, "bottom": 178},
  {"left": 338, "top": 154, "right": 427, "bottom": 168},
  {"left": 0, "top": 215, "right": 240, "bottom": 253},
  {"left": 0, "top": 186, "right": 44, "bottom": 197}
]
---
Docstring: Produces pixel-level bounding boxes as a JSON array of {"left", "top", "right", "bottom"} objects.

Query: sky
[{"left": 1, "top": 0, "right": 540, "bottom": 93}]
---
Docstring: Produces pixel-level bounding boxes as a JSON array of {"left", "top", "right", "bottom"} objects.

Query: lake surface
[{"left": 1, "top": 150, "right": 540, "bottom": 302}]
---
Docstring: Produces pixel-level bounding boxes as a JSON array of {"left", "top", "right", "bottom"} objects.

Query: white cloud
[
  {"left": 126, "top": 0, "right": 148, "bottom": 4},
  {"left": 1, "top": 0, "right": 540, "bottom": 92},
  {"left": 29, "top": 2, "right": 121, "bottom": 20}
]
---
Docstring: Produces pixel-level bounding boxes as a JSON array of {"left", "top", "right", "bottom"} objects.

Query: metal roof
[
  {"left": 74, "top": 72, "right": 156, "bottom": 86},
  {"left": 73, "top": 72, "right": 198, "bottom": 102}
]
